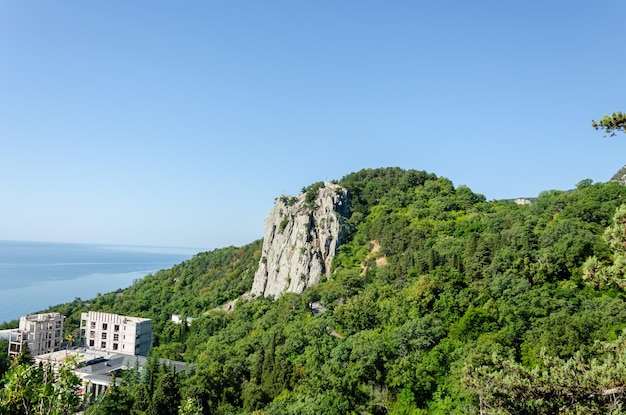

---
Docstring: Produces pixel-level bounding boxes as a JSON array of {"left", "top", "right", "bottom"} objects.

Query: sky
[{"left": 1, "top": 1, "right": 625, "bottom": 250}]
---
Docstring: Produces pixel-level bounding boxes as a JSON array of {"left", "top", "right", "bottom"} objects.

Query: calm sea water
[{"left": 0, "top": 240, "right": 197, "bottom": 323}]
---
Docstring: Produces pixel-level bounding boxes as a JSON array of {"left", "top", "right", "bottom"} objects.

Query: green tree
[
  {"left": 583, "top": 204, "right": 626, "bottom": 289},
  {"left": 178, "top": 397, "right": 202, "bottom": 415},
  {"left": 91, "top": 382, "right": 134, "bottom": 415},
  {"left": 0, "top": 339, "right": 10, "bottom": 378},
  {"left": 464, "top": 331, "right": 626, "bottom": 414},
  {"left": 0, "top": 360, "right": 81, "bottom": 415},
  {"left": 593, "top": 111, "right": 626, "bottom": 136},
  {"left": 151, "top": 371, "right": 181, "bottom": 415}
]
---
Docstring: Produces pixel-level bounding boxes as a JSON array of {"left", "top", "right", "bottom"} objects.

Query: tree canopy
[
  {"left": 0, "top": 358, "right": 81, "bottom": 415},
  {"left": 592, "top": 111, "right": 626, "bottom": 136}
]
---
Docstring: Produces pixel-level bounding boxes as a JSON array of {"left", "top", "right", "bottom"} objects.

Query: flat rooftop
[
  {"left": 35, "top": 348, "right": 189, "bottom": 386},
  {"left": 81, "top": 311, "right": 152, "bottom": 324},
  {"left": 22, "top": 312, "right": 63, "bottom": 321}
]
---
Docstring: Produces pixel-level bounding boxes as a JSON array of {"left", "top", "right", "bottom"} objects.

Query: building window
[
  {"left": 101, "top": 341, "right": 106, "bottom": 348},
  {"left": 114, "top": 324, "right": 120, "bottom": 332},
  {"left": 113, "top": 343, "right": 118, "bottom": 350},
  {"left": 101, "top": 333, "right": 107, "bottom": 340},
  {"left": 102, "top": 323, "right": 108, "bottom": 330},
  {"left": 90, "top": 322, "right": 96, "bottom": 329},
  {"left": 56, "top": 321, "right": 62, "bottom": 328},
  {"left": 82, "top": 320, "right": 87, "bottom": 327},
  {"left": 113, "top": 334, "right": 119, "bottom": 341},
  {"left": 89, "top": 339, "right": 94, "bottom": 347},
  {"left": 90, "top": 331, "right": 95, "bottom": 338}
]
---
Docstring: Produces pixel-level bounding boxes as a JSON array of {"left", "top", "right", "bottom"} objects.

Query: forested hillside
[{"left": 8, "top": 167, "right": 626, "bottom": 414}]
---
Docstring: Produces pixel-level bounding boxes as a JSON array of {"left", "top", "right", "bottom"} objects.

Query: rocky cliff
[
  {"left": 611, "top": 165, "right": 626, "bottom": 186},
  {"left": 250, "top": 182, "right": 350, "bottom": 298}
]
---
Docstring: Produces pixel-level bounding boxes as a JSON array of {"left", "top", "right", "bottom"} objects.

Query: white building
[
  {"left": 79, "top": 311, "right": 152, "bottom": 356},
  {"left": 171, "top": 314, "right": 194, "bottom": 325},
  {"left": 8, "top": 312, "right": 64, "bottom": 357}
]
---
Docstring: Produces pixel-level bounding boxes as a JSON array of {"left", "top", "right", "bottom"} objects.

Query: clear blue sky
[{"left": 1, "top": 1, "right": 625, "bottom": 249}]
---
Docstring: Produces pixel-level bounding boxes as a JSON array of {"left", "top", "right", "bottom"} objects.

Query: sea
[{"left": 0, "top": 240, "right": 198, "bottom": 324}]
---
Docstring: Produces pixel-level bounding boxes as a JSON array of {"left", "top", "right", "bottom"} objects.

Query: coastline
[
  {"left": 0, "top": 240, "right": 197, "bottom": 324},
  {"left": 0, "top": 269, "right": 156, "bottom": 323}
]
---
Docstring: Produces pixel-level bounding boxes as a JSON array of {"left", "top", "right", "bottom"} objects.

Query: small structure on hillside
[{"left": 171, "top": 314, "right": 194, "bottom": 325}]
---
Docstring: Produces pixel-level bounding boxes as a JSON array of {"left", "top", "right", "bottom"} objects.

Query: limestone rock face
[
  {"left": 611, "top": 165, "right": 626, "bottom": 186},
  {"left": 251, "top": 182, "right": 350, "bottom": 298}
]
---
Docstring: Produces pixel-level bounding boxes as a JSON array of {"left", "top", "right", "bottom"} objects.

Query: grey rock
[
  {"left": 611, "top": 165, "right": 626, "bottom": 186},
  {"left": 251, "top": 182, "right": 350, "bottom": 298}
]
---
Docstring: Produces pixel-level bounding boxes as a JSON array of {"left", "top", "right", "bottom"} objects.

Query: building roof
[
  {"left": 35, "top": 347, "right": 189, "bottom": 387},
  {"left": 21, "top": 312, "right": 63, "bottom": 322},
  {"left": 81, "top": 311, "right": 151, "bottom": 324}
]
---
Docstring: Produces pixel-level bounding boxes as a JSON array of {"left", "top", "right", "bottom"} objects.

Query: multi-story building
[
  {"left": 79, "top": 311, "right": 152, "bottom": 356},
  {"left": 8, "top": 312, "right": 64, "bottom": 357}
]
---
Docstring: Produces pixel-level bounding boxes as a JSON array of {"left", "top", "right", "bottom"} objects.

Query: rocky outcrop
[
  {"left": 251, "top": 182, "right": 350, "bottom": 298},
  {"left": 611, "top": 165, "right": 626, "bottom": 186}
]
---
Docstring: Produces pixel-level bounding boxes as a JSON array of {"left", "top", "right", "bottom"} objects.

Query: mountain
[{"left": 34, "top": 167, "right": 626, "bottom": 414}]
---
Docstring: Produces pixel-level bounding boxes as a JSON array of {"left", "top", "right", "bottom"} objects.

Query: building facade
[
  {"left": 8, "top": 312, "right": 64, "bottom": 357},
  {"left": 79, "top": 311, "right": 152, "bottom": 356}
]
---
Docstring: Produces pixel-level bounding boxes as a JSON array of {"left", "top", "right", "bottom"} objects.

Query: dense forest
[{"left": 5, "top": 167, "right": 626, "bottom": 414}]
